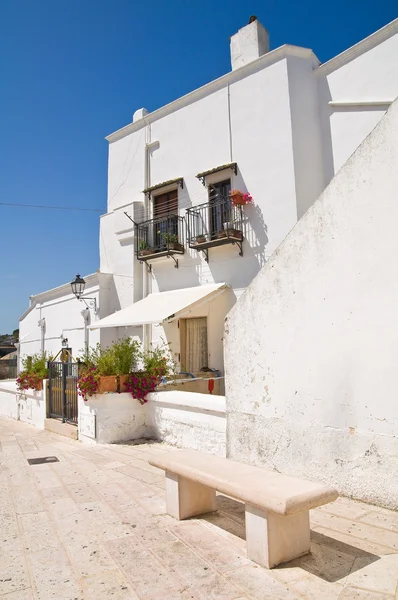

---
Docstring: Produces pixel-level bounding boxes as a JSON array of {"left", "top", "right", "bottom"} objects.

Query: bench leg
[
  {"left": 245, "top": 504, "right": 310, "bottom": 568},
  {"left": 165, "top": 471, "right": 217, "bottom": 520}
]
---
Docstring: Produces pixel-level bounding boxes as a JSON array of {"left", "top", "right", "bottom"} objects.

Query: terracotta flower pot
[
  {"left": 118, "top": 375, "right": 129, "bottom": 393},
  {"left": 230, "top": 192, "right": 245, "bottom": 205},
  {"left": 97, "top": 376, "right": 117, "bottom": 394},
  {"left": 33, "top": 380, "right": 43, "bottom": 391}
]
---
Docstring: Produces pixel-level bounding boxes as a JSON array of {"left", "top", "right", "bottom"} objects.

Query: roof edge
[
  {"left": 27, "top": 273, "right": 99, "bottom": 303},
  {"left": 106, "top": 45, "right": 318, "bottom": 144},
  {"left": 316, "top": 18, "right": 398, "bottom": 76}
]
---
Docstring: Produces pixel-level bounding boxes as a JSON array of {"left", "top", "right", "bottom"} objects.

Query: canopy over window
[{"left": 89, "top": 283, "right": 228, "bottom": 330}]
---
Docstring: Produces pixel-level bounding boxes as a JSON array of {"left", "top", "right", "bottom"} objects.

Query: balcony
[
  {"left": 136, "top": 214, "right": 184, "bottom": 269},
  {"left": 186, "top": 196, "right": 244, "bottom": 261}
]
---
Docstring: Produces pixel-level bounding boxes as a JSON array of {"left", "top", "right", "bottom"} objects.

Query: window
[
  {"left": 153, "top": 189, "right": 179, "bottom": 247},
  {"left": 180, "top": 317, "right": 208, "bottom": 374},
  {"left": 208, "top": 179, "right": 232, "bottom": 237}
]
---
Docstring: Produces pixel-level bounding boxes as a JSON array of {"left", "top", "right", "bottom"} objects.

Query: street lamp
[
  {"left": 70, "top": 274, "right": 85, "bottom": 299},
  {"left": 70, "top": 274, "right": 97, "bottom": 311}
]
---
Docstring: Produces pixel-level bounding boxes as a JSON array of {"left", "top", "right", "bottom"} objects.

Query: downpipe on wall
[
  {"left": 143, "top": 123, "right": 158, "bottom": 351},
  {"left": 38, "top": 317, "right": 46, "bottom": 355}
]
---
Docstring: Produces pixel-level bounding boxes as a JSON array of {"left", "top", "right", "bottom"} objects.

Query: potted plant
[
  {"left": 162, "top": 233, "right": 183, "bottom": 251},
  {"left": 229, "top": 189, "right": 253, "bottom": 206},
  {"left": 77, "top": 338, "right": 140, "bottom": 397},
  {"left": 220, "top": 220, "right": 243, "bottom": 239},
  {"left": 17, "top": 352, "right": 51, "bottom": 392},
  {"left": 195, "top": 234, "right": 206, "bottom": 245},
  {"left": 138, "top": 240, "right": 154, "bottom": 256},
  {"left": 124, "top": 345, "right": 172, "bottom": 404}
]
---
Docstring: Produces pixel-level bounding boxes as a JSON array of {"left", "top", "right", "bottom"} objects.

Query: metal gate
[{"left": 48, "top": 361, "right": 78, "bottom": 424}]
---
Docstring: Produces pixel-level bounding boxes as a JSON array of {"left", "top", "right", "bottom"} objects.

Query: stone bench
[{"left": 149, "top": 449, "right": 338, "bottom": 568}]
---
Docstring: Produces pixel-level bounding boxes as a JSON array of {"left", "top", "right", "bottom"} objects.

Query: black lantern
[
  {"left": 70, "top": 274, "right": 97, "bottom": 311},
  {"left": 71, "top": 274, "right": 85, "bottom": 300}
]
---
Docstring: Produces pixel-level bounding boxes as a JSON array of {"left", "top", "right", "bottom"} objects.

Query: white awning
[{"left": 89, "top": 283, "right": 228, "bottom": 330}]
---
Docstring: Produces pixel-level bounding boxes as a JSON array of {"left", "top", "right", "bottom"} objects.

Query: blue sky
[{"left": 0, "top": 0, "right": 397, "bottom": 333}]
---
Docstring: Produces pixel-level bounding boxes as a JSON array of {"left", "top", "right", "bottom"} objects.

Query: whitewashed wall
[
  {"left": 0, "top": 380, "right": 47, "bottom": 429},
  {"left": 105, "top": 53, "right": 305, "bottom": 294},
  {"left": 79, "top": 390, "right": 226, "bottom": 455},
  {"left": 225, "top": 99, "right": 398, "bottom": 509},
  {"left": 102, "top": 49, "right": 319, "bottom": 371},
  {"left": 318, "top": 23, "right": 398, "bottom": 181},
  {"left": 19, "top": 274, "right": 100, "bottom": 365}
]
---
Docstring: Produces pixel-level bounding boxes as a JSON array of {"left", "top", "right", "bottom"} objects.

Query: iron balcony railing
[
  {"left": 136, "top": 214, "right": 185, "bottom": 261},
  {"left": 186, "top": 195, "right": 244, "bottom": 260}
]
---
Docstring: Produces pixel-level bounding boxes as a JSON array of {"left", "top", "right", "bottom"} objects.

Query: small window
[
  {"left": 180, "top": 317, "right": 208, "bottom": 374},
  {"left": 153, "top": 189, "right": 178, "bottom": 217}
]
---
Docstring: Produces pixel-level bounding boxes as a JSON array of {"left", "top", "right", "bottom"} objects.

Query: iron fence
[
  {"left": 48, "top": 361, "right": 78, "bottom": 424},
  {"left": 136, "top": 214, "right": 184, "bottom": 257},
  {"left": 186, "top": 195, "right": 243, "bottom": 246}
]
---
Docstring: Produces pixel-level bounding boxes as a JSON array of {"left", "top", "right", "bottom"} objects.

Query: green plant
[
  {"left": 112, "top": 338, "right": 140, "bottom": 375},
  {"left": 162, "top": 232, "right": 179, "bottom": 244},
  {"left": 139, "top": 240, "right": 149, "bottom": 251},
  {"left": 17, "top": 352, "right": 52, "bottom": 391},
  {"left": 142, "top": 345, "right": 170, "bottom": 378},
  {"left": 77, "top": 338, "right": 139, "bottom": 376}
]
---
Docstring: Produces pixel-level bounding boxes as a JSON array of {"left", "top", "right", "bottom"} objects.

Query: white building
[{"left": 19, "top": 17, "right": 398, "bottom": 383}]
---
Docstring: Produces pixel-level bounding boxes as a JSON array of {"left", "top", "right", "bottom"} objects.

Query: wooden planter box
[
  {"left": 166, "top": 242, "right": 184, "bottom": 252},
  {"left": 139, "top": 248, "right": 155, "bottom": 257},
  {"left": 218, "top": 228, "right": 243, "bottom": 239},
  {"left": 194, "top": 237, "right": 207, "bottom": 245}
]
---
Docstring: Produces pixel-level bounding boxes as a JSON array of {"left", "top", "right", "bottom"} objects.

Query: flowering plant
[
  {"left": 77, "top": 365, "right": 99, "bottom": 401},
  {"left": 124, "top": 346, "right": 172, "bottom": 403},
  {"left": 161, "top": 232, "right": 179, "bottom": 244},
  {"left": 124, "top": 372, "right": 160, "bottom": 404},
  {"left": 229, "top": 190, "right": 253, "bottom": 205},
  {"left": 16, "top": 371, "right": 43, "bottom": 391},
  {"left": 16, "top": 352, "right": 51, "bottom": 392}
]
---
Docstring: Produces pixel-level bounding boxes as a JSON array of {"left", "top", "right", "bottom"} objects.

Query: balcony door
[
  {"left": 153, "top": 190, "right": 178, "bottom": 248},
  {"left": 208, "top": 179, "right": 231, "bottom": 238}
]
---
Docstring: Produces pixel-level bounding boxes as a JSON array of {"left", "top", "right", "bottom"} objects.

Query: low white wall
[
  {"left": 79, "top": 390, "right": 226, "bottom": 455},
  {"left": 0, "top": 380, "right": 47, "bottom": 429},
  {"left": 78, "top": 393, "right": 152, "bottom": 445},
  {"left": 151, "top": 391, "right": 226, "bottom": 456}
]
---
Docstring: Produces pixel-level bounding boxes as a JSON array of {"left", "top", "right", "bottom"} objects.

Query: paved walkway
[{"left": 1, "top": 418, "right": 398, "bottom": 600}]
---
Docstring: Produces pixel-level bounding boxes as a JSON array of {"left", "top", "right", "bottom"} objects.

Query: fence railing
[
  {"left": 136, "top": 214, "right": 185, "bottom": 259},
  {"left": 186, "top": 195, "right": 244, "bottom": 247},
  {"left": 48, "top": 361, "right": 78, "bottom": 424}
]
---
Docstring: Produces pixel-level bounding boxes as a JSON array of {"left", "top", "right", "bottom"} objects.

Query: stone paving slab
[{"left": 1, "top": 416, "right": 398, "bottom": 599}]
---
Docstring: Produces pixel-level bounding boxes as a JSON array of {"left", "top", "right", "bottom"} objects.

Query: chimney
[{"left": 230, "top": 16, "right": 269, "bottom": 71}]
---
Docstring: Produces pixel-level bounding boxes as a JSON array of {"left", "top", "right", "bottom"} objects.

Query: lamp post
[{"left": 70, "top": 274, "right": 97, "bottom": 311}]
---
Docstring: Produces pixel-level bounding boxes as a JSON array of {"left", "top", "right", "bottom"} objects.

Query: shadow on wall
[
  {"left": 246, "top": 204, "right": 268, "bottom": 267},
  {"left": 233, "top": 168, "right": 269, "bottom": 267}
]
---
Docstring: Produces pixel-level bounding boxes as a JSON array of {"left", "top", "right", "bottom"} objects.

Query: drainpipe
[
  {"left": 143, "top": 123, "right": 157, "bottom": 351},
  {"left": 81, "top": 308, "right": 90, "bottom": 351},
  {"left": 38, "top": 318, "right": 46, "bottom": 356}
]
